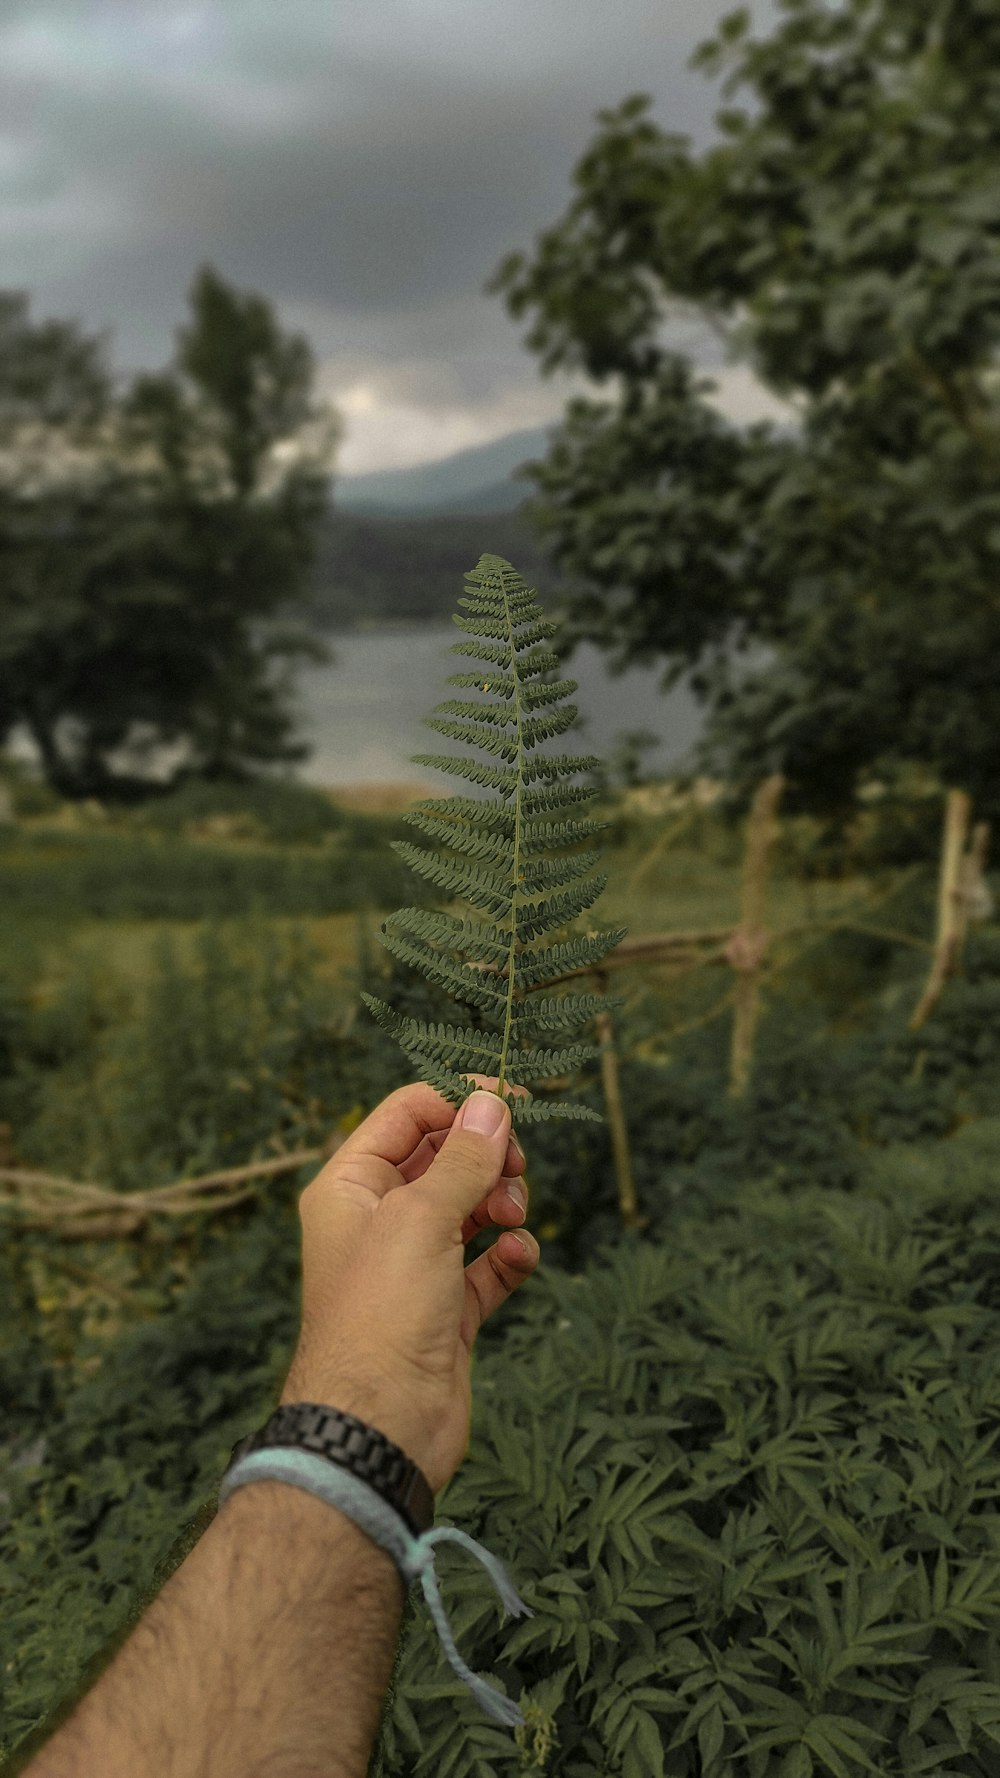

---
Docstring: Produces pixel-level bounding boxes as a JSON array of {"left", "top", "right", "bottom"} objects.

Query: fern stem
[{"left": 496, "top": 572, "right": 524, "bottom": 1100}]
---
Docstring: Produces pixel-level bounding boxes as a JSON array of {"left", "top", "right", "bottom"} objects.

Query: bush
[
  {"left": 5, "top": 1122, "right": 1000, "bottom": 1772},
  {"left": 132, "top": 776, "right": 348, "bottom": 846},
  {"left": 378, "top": 1118, "right": 1000, "bottom": 1775},
  {"left": 8, "top": 918, "right": 412, "bottom": 1192},
  {"left": 0, "top": 826, "right": 421, "bottom": 921}
]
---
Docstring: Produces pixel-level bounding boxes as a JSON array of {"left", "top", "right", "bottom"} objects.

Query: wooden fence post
[
  {"left": 727, "top": 774, "right": 785, "bottom": 1098},
  {"left": 956, "top": 821, "right": 992, "bottom": 968},
  {"left": 593, "top": 969, "right": 644, "bottom": 1231},
  {"left": 910, "top": 789, "right": 973, "bottom": 1031}
]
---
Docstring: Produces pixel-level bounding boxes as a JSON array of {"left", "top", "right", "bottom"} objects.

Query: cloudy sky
[{"left": 2, "top": 0, "right": 789, "bottom": 475}]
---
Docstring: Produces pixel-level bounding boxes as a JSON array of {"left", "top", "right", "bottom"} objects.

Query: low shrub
[
  {"left": 5, "top": 1121, "right": 1000, "bottom": 1772},
  {"left": 0, "top": 826, "right": 421, "bottom": 921},
  {"left": 379, "top": 1117, "right": 1000, "bottom": 1775},
  {"left": 131, "top": 776, "right": 349, "bottom": 846}
]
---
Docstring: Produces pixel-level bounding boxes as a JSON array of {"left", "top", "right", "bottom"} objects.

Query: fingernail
[
  {"left": 505, "top": 1181, "right": 527, "bottom": 1215},
  {"left": 460, "top": 1091, "right": 509, "bottom": 1138}
]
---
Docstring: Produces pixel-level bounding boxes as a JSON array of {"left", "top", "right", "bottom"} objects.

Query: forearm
[{"left": 21, "top": 1479, "right": 405, "bottom": 1778}]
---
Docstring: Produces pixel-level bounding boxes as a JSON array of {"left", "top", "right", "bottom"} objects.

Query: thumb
[{"left": 421, "top": 1090, "right": 512, "bottom": 1226}]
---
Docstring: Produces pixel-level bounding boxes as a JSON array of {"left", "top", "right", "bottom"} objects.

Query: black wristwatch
[{"left": 224, "top": 1402, "right": 435, "bottom": 1538}]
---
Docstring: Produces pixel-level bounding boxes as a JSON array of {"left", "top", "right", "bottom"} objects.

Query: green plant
[
  {"left": 371, "top": 1119, "right": 1000, "bottom": 1776},
  {"left": 362, "top": 554, "right": 626, "bottom": 1127}
]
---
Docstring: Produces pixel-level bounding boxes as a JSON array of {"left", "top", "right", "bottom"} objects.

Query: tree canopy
[
  {"left": 491, "top": 0, "right": 1000, "bottom": 815},
  {"left": 0, "top": 268, "right": 339, "bottom": 797}
]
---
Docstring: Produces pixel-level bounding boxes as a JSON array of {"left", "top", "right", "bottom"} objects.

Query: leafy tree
[
  {"left": 0, "top": 269, "right": 339, "bottom": 797},
  {"left": 490, "top": 0, "right": 1000, "bottom": 816}
]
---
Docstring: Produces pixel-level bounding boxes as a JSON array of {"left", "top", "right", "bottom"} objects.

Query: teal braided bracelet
[{"left": 218, "top": 1447, "right": 532, "bottom": 1729}]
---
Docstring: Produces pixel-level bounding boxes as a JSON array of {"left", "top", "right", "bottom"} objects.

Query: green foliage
[
  {"left": 0, "top": 269, "right": 338, "bottom": 799},
  {"left": 491, "top": 1, "right": 1000, "bottom": 818},
  {"left": 306, "top": 506, "right": 563, "bottom": 629},
  {"left": 130, "top": 775, "right": 348, "bottom": 846},
  {"left": 363, "top": 556, "right": 626, "bottom": 1126},
  {"left": 0, "top": 819, "right": 419, "bottom": 922},
  {"left": 3, "top": 803, "right": 999, "bottom": 1774},
  {"left": 374, "top": 1120, "right": 1000, "bottom": 1775}
]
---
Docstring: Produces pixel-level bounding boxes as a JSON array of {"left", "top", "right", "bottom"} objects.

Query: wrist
[{"left": 277, "top": 1376, "right": 444, "bottom": 1491}]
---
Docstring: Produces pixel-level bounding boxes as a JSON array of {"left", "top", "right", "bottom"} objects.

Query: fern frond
[{"left": 364, "top": 554, "right": 627, "bottom": 1126}]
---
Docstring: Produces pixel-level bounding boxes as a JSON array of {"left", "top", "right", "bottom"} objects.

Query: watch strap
[{"left": 225, "top": 1401, "right": 435, "bottom": 1538}]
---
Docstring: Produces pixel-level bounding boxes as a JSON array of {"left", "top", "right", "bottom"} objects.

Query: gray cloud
[{"left": 1, "top": 0, "right": 778, "bottom": 466}]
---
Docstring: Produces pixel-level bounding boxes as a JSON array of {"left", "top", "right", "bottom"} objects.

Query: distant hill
[
  {"left": 305, "top": 504, "right": 564, "bottom": 631},
  {"left": 334, "top": 426, "right": 550, "bottom": 518}
]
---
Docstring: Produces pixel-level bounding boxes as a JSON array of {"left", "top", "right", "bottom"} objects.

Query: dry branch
[{"left": 0, "top": 1146, "right": 329, "bottom": 1239}]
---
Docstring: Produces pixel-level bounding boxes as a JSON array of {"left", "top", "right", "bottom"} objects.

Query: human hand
[{"left": 279, "top": 1079, "right": 540, "bottom": 1493}]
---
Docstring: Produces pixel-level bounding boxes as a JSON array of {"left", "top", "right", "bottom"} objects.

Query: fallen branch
[{"left": 0, "top": 1145, "right": 330, "bottom": 1239}]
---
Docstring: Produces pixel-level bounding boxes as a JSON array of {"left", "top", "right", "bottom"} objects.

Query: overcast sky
[{"left": 2, "top": 0, "right": 789, "bottom": 474}]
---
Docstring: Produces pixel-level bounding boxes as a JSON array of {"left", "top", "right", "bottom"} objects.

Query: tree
[
  {"left": 0, "top": 269, "right": 339, "bottom": 797},
  {"left": 490, "top": 0, "right": 1000, "bottom": 816}
]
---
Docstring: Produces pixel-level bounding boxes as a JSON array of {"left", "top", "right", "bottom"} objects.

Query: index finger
[{"left": 333, "top": 1074, "right": 528, "bottom": 1172}]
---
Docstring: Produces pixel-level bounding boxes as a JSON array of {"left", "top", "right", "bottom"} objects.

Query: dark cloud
[{"left": 1, "top": 1, "right": 781, "bottom": 466}]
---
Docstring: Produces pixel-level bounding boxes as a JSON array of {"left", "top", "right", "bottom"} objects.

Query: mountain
[{"left": 334, "top": 426, "right": 550, "bottom": 517}]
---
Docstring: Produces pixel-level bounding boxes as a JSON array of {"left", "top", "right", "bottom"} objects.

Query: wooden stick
[
  {"left": 956, "top": 820, "right": 991, "bottom": 967},
  {"left": 728, "top": 775, "right": 785, "bottom": 1098},
  {"left": 909, "top": 789, "right": 972, "bottom": 1030},
  {"left": 593, "top": 972, "right": 643, "bottom": 1231}
]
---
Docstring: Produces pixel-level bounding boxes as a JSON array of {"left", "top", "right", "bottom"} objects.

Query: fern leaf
[
  {"left": 515, "top": 991, "right": 622, "bottom": 1035},
  {"left": 381, "top": 908, "right": 511, "bottom": 966},
  {"left": 423, "top": 716, "right": 519, "bottom": 760},
  {"left": 376, "top": 929, "right": 509, "bottom": 1015},
  {"left": 391, "top": 841, "right": 514, "bottom": 919},
  {"left": 411, "top": 753, "right": 519, "bottom": 794},
  {"left": 517, "top": 875, "right": 609, "bottom": 942},
  {"left": 521, "top": 677, "right": 578, "bottom": 710},
  {"left": 432, "top": 698, "right": 516, "bottom": 725},
  {"left": 401, "top": 810, "right": 511, "bottom": 865},
  {"left": 409, "top": 794, "right": 516, "bottom": 835},
  {"left": 515, "top": 928, "right": 628, "bottom": 988},
  {"left": 365, "top": 554, "right": 627, "bottom": 1126}
]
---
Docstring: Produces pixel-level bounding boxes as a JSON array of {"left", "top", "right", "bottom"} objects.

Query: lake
[
  {"left": 293, "top": 622, "right": 706, "bottom": 788},
  {"left": 2, "top": 620, "right": 709, "bottom": 791}
]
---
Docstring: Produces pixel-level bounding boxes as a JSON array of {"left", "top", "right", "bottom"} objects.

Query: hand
[{"left": 279, "top": 1079, "right": 540, "bottom": 1493}]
